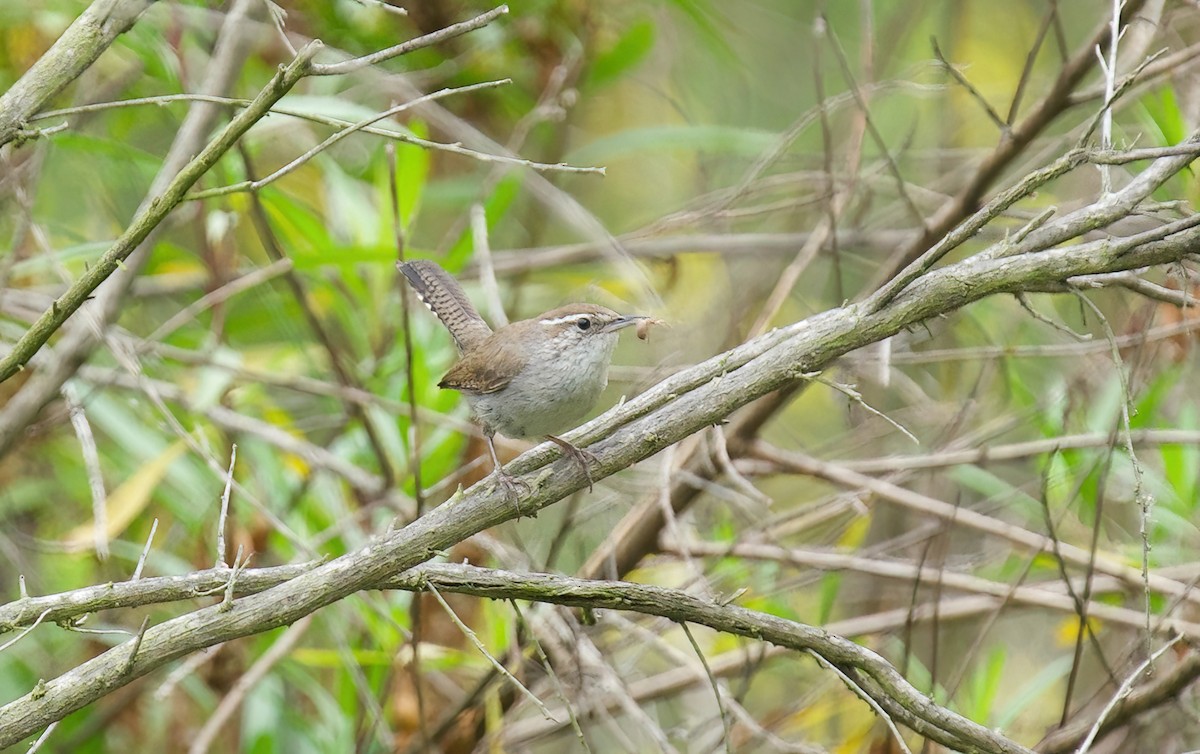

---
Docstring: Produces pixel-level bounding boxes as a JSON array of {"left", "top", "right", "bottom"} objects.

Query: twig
[
  {"left": 681, "top": 622, "right": 733, "bottom": 754},
  {"left": 219, "top": 546, "right": 248, "bottom": 612},
  {"left": 142, "top": 260, "right": 292, "bottom": 346},
  {"left": 824, "top": 15, "right": 924, "bottom": 227},
  {"left": 185, "top": 80, "right": 512, "bottom": 201},
  {"left": 1094, "top": 0, "right": 1124, "bottom": 194},
  {"left": 662, "top": 539, "right": 1200, "bottom": 639},
  {"left": 385, "top": 139, "right": 428, "bottom": 747},
  {"left": 423, "top": 579, "right": 556, "bottom": 720},
  {"left": 932, "top": 37, "right": 1008, "bottom": 133},
  {"left": 154, "top": 646, "right": 225, "bottom": 702},
  {"left": 309, "top": 5, "right": 509, "bottom": 76},
  {"left": 187, "top": 615, "right": 313, "bottom": 754},
  {"left": 0, "top": 609, "right": 52, "bottom": 654},
  {"left": 27, "top": 93, "right": 605, "bottom": 174},
  {"left": 63, "top": 383, "right": 108, "bottom": 560},
  {"left": 132, "top": 519, "right": 158, "bottom": 581},
  {"left": 749, "top": 446, "right": 1196, "bottom": 606},
  {"left": 1015, "top": 292, "right": 1092, "bottom": 340},
  {"left": 348, "top": 0, "right": 407, "bottom": 15},
  {"left": 262, "top": 0, "right": 299, "bottom": 57},
  {"left": 1072, "top": 289, "right": 1153, "bottom": 645},
  {"left": 216, "top": 445, "right": 237, "bottom": 569},
  {"left": 510, "top": 600, "right": 591, "bottom": 752},
  {"left": 0, "top": 42, "right": 323, "bottom": 383},
  {"left": 1075, "top": 635, "right": 1182, "bottom": 754},
  {"left": 121, "top": 616, "right": 151, "bottom": 676},
  {"left": 25, "top": 721, "right": 59, "bottom": 754},
  {"left": 807, "top": 372, "right": 919, "bottom": 445},
  {"left": 805, "top": 428, "right": 1200, "bottom": 474},
  {"left": 809, "top": 651, "right": 915, "bottom": 754}
]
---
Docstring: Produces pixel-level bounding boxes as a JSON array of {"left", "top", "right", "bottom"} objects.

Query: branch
[
  {"left": 308, "top": 5, "right": 509, "bottom": 76},
  {"left": 870, "top": 0, "right": 1148, "bottom": 288},
  {"left": 0, "top": 4, "right": 515, "bottom": 385},
  {"left": 0, "top": 43, "right": 322, "bottom": 384},
  {"left": 388, "top": 564, "right": 1033, "bottom": 754},
  {"left": 1, "top": 160, "right": 1198, "bottom": 744},
  {"left": 0, "top": 0, "right": 154, "bottom": 148}
]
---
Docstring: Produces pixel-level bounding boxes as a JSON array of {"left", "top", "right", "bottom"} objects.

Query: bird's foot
[
  {"left": 489, "top": 467, "right": 532, "bottom": 516},
  {"left": 545, "top": 434, "right": 598, "bottom": 492}
]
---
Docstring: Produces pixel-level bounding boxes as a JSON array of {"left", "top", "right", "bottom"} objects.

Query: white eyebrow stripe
[{"left": 539, "top": 314, "right": 590, "bottom": 326}]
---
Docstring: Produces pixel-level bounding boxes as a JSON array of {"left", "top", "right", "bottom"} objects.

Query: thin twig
[
  {"left": 1015, "top": 292, "right": 1091, "bottom": 340},
  {"left": 25, "top": 721, "right": 59, "bottom": 754},
  {"left": 63, "top": 383, "right": 108, "bottom": 560},
  {"left": 28, "top": 93, "right": 605, "bottom": 174},
  {"left": 219, "top": 546, "right": 248, "bottom": 612},
  {"left": 809, "top": 651, "right": 915, "bottom": 754},
  {"left": 132, "top": 519, "right": 158, "bottom": 581},
  {"left": 216, "top": 445, "right": 237, "bottom": 569},
  {"left": 807, "top": 372, "right": 919, "bottom": 445},
  {"left": 825, "top": 15, "right": 924, "bottom": 227},
  {"left": 385, "top": 138, "right": 428, "bottom": 747},
  {"left": 510, "top": 600, "right": 591, "bottom": 752},
  {"left": 423, "top": 580, "right": 556, "bottom": 721},
  {"left": 188, "top": 615, "right": 313, "bottom": 754},
  {"left": 309, "top": 5, "right": 509, "bottom": 77},
  {"left": 142, "top": 260, "right": 292, "bottom": 347},
  {"left": 932, "top": 37, "right": 1008, "bottom": 133},
  {"left": 185, "top": 80, "right": 512, "bottom": 201},
  {"left": 0, "top": 609, "right": 52, "bottom": 654},
  {"left": 1095, "top": 0, "right": 1124, "bottom": 194},
  {"left": 1072, "top": 289, "right": 1153, "bottom": 646},
  {"left": 121, "top": 616, "right": 151, "bottom": 677},
  {"left": 1075, "top": 635, "right": 1182, "bottom": 754},
  {"left": 681, "top": 622, "right": 733, "bottom": 754}
]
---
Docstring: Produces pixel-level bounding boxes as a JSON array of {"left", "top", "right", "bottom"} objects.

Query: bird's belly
[{"left": 469, "top": 365, "right": 609, "bottom": 439}]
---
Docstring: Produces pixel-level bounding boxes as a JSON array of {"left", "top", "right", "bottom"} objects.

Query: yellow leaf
[
  {"left": 63, "top": 441, "right": 188, "bottom": 551},
  {"left": 1055, "top": 616, "right": 1103, "bottom": 646}
]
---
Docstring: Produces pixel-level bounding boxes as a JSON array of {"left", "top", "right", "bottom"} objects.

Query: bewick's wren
[{"left": 399, "top": 260, "right": 645, "bottom": 504}]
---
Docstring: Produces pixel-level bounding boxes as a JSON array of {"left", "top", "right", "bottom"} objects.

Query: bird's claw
[
  {"left": 546, "top": 436, "right": 598, "bottom": 492},
  {"left": 490, "top": 468, "right": 532, "bottom": 516}
]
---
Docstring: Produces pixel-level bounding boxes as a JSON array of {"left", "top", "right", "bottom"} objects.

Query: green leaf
[
  {"left": 995, "top": 654, "right": 1074, "bottom": 729},
  {"left": 388, "top": 119, "right": 430, "bottom": 237},
  {"left": 567, "top": 124, "right": 779, "bottom": 164},
  {"left": 586, "top": 19, "right": 656, "bottom": 90},
  {"left": 816, "top": 571, "right": 841, "bottom": 624},
  {"left": 1161, "top": 404, "right": 1199, "bottom": 511}
]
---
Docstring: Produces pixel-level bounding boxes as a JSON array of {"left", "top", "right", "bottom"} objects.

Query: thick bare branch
[{"left": 1, "top": 165, "right": 1197, "bottom": 745}]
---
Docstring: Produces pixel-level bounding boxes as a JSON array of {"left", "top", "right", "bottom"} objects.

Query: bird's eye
[{"left": 576, "top": 318, "right": 592, "bottom": 331}]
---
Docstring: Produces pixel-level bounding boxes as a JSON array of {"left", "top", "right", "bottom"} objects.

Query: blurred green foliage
[{"left": 2, "top": 1, "right": 1200, "bottom": 752}]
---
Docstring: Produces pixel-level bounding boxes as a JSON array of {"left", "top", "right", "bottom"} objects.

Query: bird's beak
[{"left": 602, "top": 315, "right": 648, "bottom": 334}]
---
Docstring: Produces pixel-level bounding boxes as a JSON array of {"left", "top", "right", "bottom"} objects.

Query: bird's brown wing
[{"left": 438, "top": 333, "right": 525, "bottom": 394}]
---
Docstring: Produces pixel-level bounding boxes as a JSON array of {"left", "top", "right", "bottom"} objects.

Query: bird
[{"left": 399, "top": 260, "right": 646, "bottom": 507}]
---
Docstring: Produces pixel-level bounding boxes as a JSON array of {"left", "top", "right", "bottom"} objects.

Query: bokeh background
[{"left": 3, "top": 1, "right": 1200, "bottom": 751}]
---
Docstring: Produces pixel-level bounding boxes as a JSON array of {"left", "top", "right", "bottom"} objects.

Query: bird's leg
[
  {"left": 485, "top": 432, "right": 530, "bottom": 514},
  {"left": 544, "top": 434, "right": 597, "bottom": 492}
]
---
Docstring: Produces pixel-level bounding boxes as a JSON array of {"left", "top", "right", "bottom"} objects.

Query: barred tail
[{"left": 398, "top": 261, "right": 492, "bottom": 353}]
